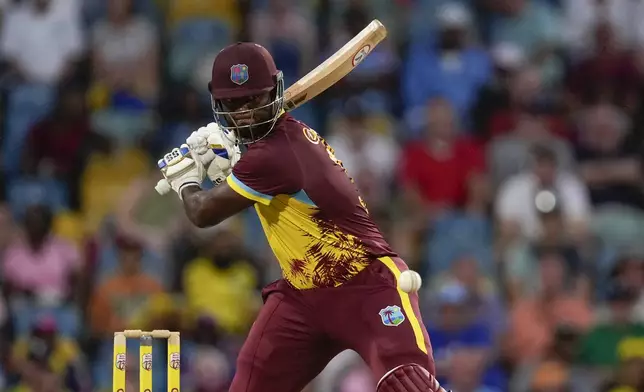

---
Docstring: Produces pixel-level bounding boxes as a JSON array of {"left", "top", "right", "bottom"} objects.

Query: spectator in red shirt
[
  {"left": 22, "top": 86, "right": 103, "bottom": 209},
  {"left": 487, "top": 66, "right": 569, "bottom": 140},
  {"left": 399, "top": 97, "right": 486, "bottom": 219},
  {"left": 566, "top": 23, "right": 640, "bottom": 112}
]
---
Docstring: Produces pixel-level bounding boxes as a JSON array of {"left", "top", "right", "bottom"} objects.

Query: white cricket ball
[{"left": 398, "top": 270, "right": 422, "bottom": 293}]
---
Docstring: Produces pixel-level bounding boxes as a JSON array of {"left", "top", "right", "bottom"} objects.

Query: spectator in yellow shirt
[
  {"left": 9, "top": 317, "right": 89, "bottom": 392},
  {"left": 183, "top": 228, "right": 260, "bottom": 335}
]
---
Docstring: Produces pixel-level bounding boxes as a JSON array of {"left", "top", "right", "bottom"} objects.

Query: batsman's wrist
[{"left": 178, "top": 183, "right": 201, "bottom": 200}]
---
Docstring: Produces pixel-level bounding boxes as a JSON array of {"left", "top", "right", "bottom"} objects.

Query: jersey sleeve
[{"left": 227, "top": 145, "right": 302, "bottom": 205}]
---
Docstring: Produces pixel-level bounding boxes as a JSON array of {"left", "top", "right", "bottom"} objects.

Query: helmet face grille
[{"left": 211, "top": 71, "right": 284, "bottom": 145}]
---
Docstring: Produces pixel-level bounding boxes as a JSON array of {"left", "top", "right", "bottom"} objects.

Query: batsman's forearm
[
  {"left": 181, "top": 185, "right": 221, "bottom": 228},
  {"left": 181, "top": 181, "right": 254, "bottom": 228}
]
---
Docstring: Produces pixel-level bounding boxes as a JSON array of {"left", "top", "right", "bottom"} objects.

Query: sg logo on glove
[
  {"left": 158, "top": 146, "right": 190, "bottom": 170},
  {"left": 164, "top": 149, "right": 182, "bottom": 162},
  {"left": 156, "top": 144, "right": 206, "bottom": 199}
]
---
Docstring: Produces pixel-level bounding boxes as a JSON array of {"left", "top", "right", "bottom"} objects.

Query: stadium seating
[
  {"left": 425, "top": 211, "right": 494, "bottom": 275},
  {"left": 168, "top": 18, "right": 232, "bottom": 82},
  {"left": 10, "top": 301, "right": 82, "bottom": 339},
  {"left": 7, "top": 177, "right": 69, "bottom": 219}
]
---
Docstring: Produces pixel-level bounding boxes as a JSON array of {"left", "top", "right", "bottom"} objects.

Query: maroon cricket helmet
[
  {"left": 209, "top": 42, "right": 280, "bottom": 98},
  {"left": 208, "top": 42, "right": 285, "bottom": 144}
]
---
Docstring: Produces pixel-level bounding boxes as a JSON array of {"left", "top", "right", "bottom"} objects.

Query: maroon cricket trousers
[{"left": 228, "top": 256, "right": 435, "bottom": 392}]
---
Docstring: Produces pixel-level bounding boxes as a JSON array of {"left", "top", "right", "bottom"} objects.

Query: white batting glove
[
  {"left": 186, "top": 122, "right": 237, "bottom": 163},
  {"left": 186, "top": 123, "right": 220, "bottom": 155},
  {"left": 155, "top": 124, "right": 241, "bottom": 195},
  {"left": 157, "top": 144, "right": 205, "bottom": 199},
  {"left": 186, "top": 122, "right": 241, "bottom": 182}
]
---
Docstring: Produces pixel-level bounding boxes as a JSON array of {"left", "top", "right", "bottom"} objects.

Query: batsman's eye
[{"left": 222, "top": 95, "right": 262, "bottom": 110}]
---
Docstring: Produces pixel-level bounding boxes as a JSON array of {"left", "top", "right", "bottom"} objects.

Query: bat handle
[{"left": 155, "top": 179, "right": 172, "bottom": 195}]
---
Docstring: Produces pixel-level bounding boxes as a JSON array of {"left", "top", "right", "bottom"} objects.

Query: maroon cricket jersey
[{"left": 226, "top": 114, "right": 396, "bottom": 289}]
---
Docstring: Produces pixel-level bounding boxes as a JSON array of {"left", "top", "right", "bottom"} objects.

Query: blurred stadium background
[{"left": 1, "top": 0, "right": 644, "bottom": 391}]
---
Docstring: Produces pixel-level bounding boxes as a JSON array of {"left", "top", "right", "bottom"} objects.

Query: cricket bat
[
  {"left": 281, "top": 19, "right": 388, "bottom": 111},
  {"left": 156, "top": 20, "right": 388, "bottom": 195}
]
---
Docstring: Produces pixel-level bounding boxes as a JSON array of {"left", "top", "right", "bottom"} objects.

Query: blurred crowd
[{"left": 0, "top": 0, "right": 644, "bottom": 391}]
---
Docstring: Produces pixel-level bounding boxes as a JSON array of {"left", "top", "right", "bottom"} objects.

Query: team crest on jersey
[
  {"left": 114, "top": 353, "right": 126, "bottom": 371},
  {"left": 379, "top": 305, "right": 405, "bottom": 327},
  {"left": 303, "top": 127, "right": 320, "bottom": 144},
  {"left": 230, "top": 64, "right": 249, "bottom": 85},
  {"left": 141, "top": 353, "right": 153, "bottom": 371},
  {"left": 169, "top": 352, "right": 180, "bottom": 370}
]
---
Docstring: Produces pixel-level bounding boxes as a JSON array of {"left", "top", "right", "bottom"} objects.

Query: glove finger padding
[
  {"left": 187, "top": 124, "right": 219, "bottom": 158},
  {"left": 186, "top": 133, "right": 208, "bottom": 155},
  {"left": 203, "top": 133, "right": 240, "bottom": 185},
  {"left": 186, "top": 123, "right": 240, "bottom": 183},
  {"left": 187, "top": 123, "right": 237, "bottom": 164}
]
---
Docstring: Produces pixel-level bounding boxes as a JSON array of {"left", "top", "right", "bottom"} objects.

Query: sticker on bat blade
[{"left": 352, "top": 45, "right": 372, "bottom": 67}]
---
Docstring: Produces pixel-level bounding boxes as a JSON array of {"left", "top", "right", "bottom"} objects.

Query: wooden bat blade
[{"left": 282, "top": 19, "right": 387, "bottom": 111}]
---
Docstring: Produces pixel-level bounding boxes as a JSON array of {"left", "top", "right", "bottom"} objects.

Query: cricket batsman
[{"left": 157, "top": 42, "right": 446, "bottom": 392}]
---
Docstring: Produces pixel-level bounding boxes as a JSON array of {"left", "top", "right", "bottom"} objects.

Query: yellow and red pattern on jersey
[{"left": 227, "top": 115, "right": 395, "bottom": 289}]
